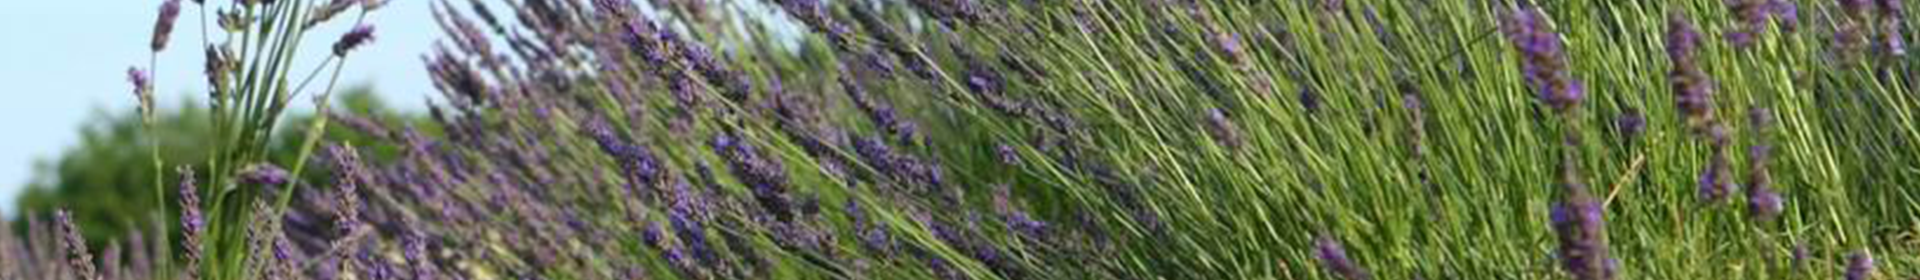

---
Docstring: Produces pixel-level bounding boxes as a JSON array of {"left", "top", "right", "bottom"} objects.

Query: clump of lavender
[
  {"left": 1314, "top": 235, "right": 1371, "bottom": 280},
  {"left": 1745, "top": 108, "right": 1783, "bottom": 220},
  {"left": 1845, "top": 250, "right": 1874, "bottom": 280}
]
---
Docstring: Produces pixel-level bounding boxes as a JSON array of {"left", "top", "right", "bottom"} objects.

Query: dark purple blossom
[
  {"left": 1615, "top": 110, "right": 1646, "bottom": 139},
  {"left": 1699, "top": 149, "right": 1735, "bottom": 203},
  {"left": 1500, "top": 7, "right": 1583, "bottom": 112},
  {"left": 1314, "top": 235, "right": 1370, "bottom": 280},
  {"left": 151, "top": 0, "right": 182, "bottom": 51},
  {"left": 334, "top": 25, "right": 376, "bottom": 56},
  {"left": 1770, "top": 0, "right": 1800, "bottom": 32},
  {"left": 1790, "top": 242, "right": 1809, "bottom": 270},
  {"left": 1845, "top": 251, "right": 1873, "bottom": 280},
  {"left": 713, "top": 133, "right": 795, "bottom": 221},
  {"left": 128, "top": 67, "right": 153, "bottom": 116},
  {"left": 1669, "top": 15, "right": 1718, "bottom": 132},
  {"left": 1300, "top": 87, "right": 1322, "bottom": 114},
  {"left": 240, "top": 163, "right": 291, "bottom": 186},
  {"left": 1746, "top": 108, "right": 1782, "bottom": 219},
  {"left": 1728, "top": 0, "right": 1770, "bottom": 47},
  {"left": 1879, "top": 0, "right": 1908, "bottom": 56},
  {"left": 845, "top": 200, "right": 890, "bottom": 253},
  {"left": 1551, "top": 183, "right": 1613, "bottom": 280}
]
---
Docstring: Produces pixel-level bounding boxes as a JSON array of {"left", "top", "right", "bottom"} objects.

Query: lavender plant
[{"left": 17, "top": 0, "right": 1920, "bottom": 279}]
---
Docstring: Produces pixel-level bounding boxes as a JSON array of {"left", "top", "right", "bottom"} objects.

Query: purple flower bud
[
  {"left": 152, "top": 0, "right": 182, "bottom": 51},
  {"left": 128, "top": 67, "right": 152, "bottom": 112},
  {"left": 333, "top": 25, "right": 375, "bottom": 56},
  {"left": 240, "top": 163, "right": 291, "bottom": 186},
  {"left": 1789, "top": 242, "right": 1809, "bottom": 270},
  {"left": 1314, "top": 235, "right": 1370, "bottom": 280},
  {"left": 1615, "top": 110, "right": 1646, "bottom": 139},
  {"left": 1299, "top": 87, "right": 1322, "bottom": 114},
  {"left": 1845, "top": 251, "right": 1874, "bottom": 280},
  {"left": 1769, "top": 0, "right": 1799, "bottom": 32}
]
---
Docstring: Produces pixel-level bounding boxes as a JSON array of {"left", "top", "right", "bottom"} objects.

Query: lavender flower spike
[
  {"left": 1552, "top": 182, "right": 1614, "bottom": 280},
  {"left": 152, "top": 0, "right": 182, "bottom": 51},
  {"left": 1746, "top": 108, "right": 1782, "bottom": 219},
  {"left": 1845, "top": 251, "right": 1874, "bottom": 280},
  {"left": 333, "top": 25, "right": 376, "bottom": 56},
  {"left": 56, "top": 210, "right": 99, "bottom": 280},
  {"left": 178, "top": 167, "right": 206, "bottom": 280},
  {"left": 1499, "top": 7, "right": 1583, "bottom": 113},
  {"left": 128, "top": 67, "right": 152, "bottom": 115},
  {"left": 240, "top": 163, "right": 291, "bottom": 186},
  {"left": 1314, "top": 235, "right": 1371, "bottom": 280}
]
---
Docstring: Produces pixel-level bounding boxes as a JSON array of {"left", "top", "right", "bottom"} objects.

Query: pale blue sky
[{"left": 0, "top": 1, "right": 441, "bottom": 214}]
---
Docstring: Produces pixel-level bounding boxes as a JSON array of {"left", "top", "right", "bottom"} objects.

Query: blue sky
[{"left": 0, "top": 1, "right": 441, "bottom": 215}]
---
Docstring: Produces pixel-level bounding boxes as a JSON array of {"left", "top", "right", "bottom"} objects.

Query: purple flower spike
[
  {"left": 1551, "top": 183, "right": 1614, "bottom": 280},
  {"left": 1615, "top": 110, "right": 1646, "bottom": 139},
  {"left": 240, "top": 163, "right": 291, "bottom": 186},
  {"left": 55, "top": 210, "right": 98, "bottom": 280},
  {"left": 1314, "top": 235, "right": 1371, "bottom": 280},
  {"left": 128, "top": 67, "right": 152, "bottom": 111},
  {"left": 1746, "top": 107, "right": 1783, "bottom": 220},
  {"left": 152, "top": 0, "right": 182, "bottom": 51},
  {"left": 1698, "top": 151, "right": 1734, "bottom": 203},
  {"left": 333, "top": 25, "right": 376, "bottom": 56},
  {"left": 1789, "top": 242, "right": 1809, "bottom": 270},
  {"left": 178, "top": 167, "right": 206, "bottom": 280},
  {"left": 1845, "top": 251, "right": 1874, "bottom": 280},
  {"left": 1769, "top": 0, "right": 1799, "bottom": 32},
  {"left": 1500, "top": 7, "right": 1584, "bottom": 113}
]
